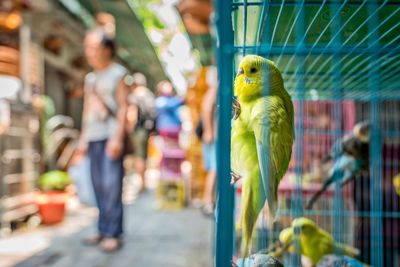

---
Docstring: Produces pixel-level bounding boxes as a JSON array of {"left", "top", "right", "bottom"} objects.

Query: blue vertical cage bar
[
  {"left": 330, "top": 0, "right": 344, "bottom": 245},
  {"left": 292, "top": 0, "right": 305, "bottom": 219},
  {"left": 368, "top": 1, "right": 383, "bottom": 266},
  {"left": 214, "top": 1, "right": 235, "bottom": 266},
  {"left": 291, "top": 1, "right": 306, "bottom": 265}
]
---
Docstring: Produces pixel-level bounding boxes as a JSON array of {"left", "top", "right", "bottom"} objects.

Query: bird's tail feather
[
  {"left": 263, "top": 183, "right": 278, "bottom": 229},
  {"left": 335, "top": 242, "right": 360, "bottom": 258},
  {"left": 306, "top": 179, "right": 333, "bottom": 209},
  {"left": 256, "top": 141, "right": 278, "bottom": 224},
  {"left": 240, "top": 169, "right": 265, "bottom": 257}
]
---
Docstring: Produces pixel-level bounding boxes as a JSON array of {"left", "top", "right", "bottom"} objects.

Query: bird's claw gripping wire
[
  {"left": 231, "top": 171, "right": 242, "bottom": 185},
  {"left": 232, "top": 97, "right": 241, "bottom": 120},
  {"left": 262, "top": 240, "right": 292, "bottom": 258}
]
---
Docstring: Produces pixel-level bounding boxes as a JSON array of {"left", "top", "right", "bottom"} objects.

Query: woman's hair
[
  {"left": 100, "top": 32, "right": 116, "bottom": 57},
  {"left": 156, "top": 80, "right": 175, "bottom": 96},
  {"left": 86, "top": 27, "right": 116, "bottom": 58}
]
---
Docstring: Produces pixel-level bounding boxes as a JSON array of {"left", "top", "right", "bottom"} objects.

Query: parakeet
[
  {"left": 307, "top": 121, "right": 370, "bottom": 209},
  {"left": 393, "top": 173, "right": 400, "bottom": 197},
  {"left": 279, "top": 217, "right": 360, "bottom": 266},
  {"left": 231, "top": 55, "right": 294, "bottom": 256}
]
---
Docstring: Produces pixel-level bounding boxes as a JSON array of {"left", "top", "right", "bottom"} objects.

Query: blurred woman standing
[{"left": 77, "top": 28, "right": 129, "bottom": 252}]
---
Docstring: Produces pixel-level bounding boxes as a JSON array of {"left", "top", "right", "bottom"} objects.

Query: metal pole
[
  {"left": 368, "top": 1, "right": 383, "bottom": 266},
  {"left": 214, "top": 0, "right": 234, "bottom": 266}
]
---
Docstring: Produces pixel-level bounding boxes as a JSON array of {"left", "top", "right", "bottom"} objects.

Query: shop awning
[{"left": 59, "top": 0, "right": 167, "bottom": 89}]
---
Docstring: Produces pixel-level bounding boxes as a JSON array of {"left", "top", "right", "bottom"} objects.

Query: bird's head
[
  {"left": 277, "top": 226, "right": 297, "bottom": 255},
  {"left": 279, "top": 227, "right": 293, "bottom": 244},
  {"left": 234, "top": 55, "right": 284, "bottom": 102},
  {"left": 292, "top": 217, "right": 317, "bottom": 237},
  {"left": 353, "top": 121, "right": 370, "bottom": 143}
]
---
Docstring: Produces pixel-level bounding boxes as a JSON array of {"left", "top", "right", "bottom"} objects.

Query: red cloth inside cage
[{"left": 288, "top": 100, "right": 356, "bottom": 174}]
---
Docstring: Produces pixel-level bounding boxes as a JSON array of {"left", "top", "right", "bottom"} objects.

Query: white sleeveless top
[{"left": 83, "top": 63, "right": 127, "bottom": 142}]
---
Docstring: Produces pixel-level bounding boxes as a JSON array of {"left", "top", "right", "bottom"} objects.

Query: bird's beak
[
  {"left": 237, "top": 68, "right": 244, "bottom": 77},
  {"left": 353, "top": 122, "right": 370, "bottom": 143}
]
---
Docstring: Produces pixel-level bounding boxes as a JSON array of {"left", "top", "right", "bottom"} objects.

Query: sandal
[
  {"left": 100, "top": 238, "right": 121, "bottom": 253},
  {"left": 83, "top": 234, "right": 103, "bottom": 246}
]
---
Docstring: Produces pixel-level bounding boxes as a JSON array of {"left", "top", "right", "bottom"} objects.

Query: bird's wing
[
  {"left": 250, "top": 96, "right": 294, "bottom": 218},
  {"left": 231, "top": 119, "right": 254, "bottom": 175},
  {"left": 330, "top": 138, "right": 344, "bottom": 159},
  {"left": 308, "top": 233, "right": 334, "bottom": 264}
]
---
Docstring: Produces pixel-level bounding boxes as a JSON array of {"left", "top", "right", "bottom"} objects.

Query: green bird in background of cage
[
  {"left": 278, "top": 217, "right": 360, "bottom": 266},
  {"left": 231, "top": 55, "right": 294, "bottom": 257}
]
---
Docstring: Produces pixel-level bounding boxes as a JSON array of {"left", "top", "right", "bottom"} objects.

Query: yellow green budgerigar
[
  {"left": 231, "top": 55, "right": 295, "bottom": 256},
  {"left": 279, "top": 217, "right": 360, "bottom": 266}
]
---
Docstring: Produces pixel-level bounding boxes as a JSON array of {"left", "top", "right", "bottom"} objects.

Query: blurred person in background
[
  {"left": 126, "top": 73, "right": 156, "bottom": 192},
  {"left": 155, "top": 80, "right": 184, "bottom": 138},
  {"left": 200, "top": 65, "right": 217, "bottom": 217},
  {"left": 77, "top": 28, "right": 129, "bottom": 252}
]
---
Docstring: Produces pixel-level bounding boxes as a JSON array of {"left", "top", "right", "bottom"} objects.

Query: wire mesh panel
[{"left": 215, "top": 1, "right": 400, "bottom": 266}]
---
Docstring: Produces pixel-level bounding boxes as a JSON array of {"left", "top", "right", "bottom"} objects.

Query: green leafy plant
[
  {"left": 38, "top": 170, "right": 71, "bottom": 192},
  {"left": 128, "top": 0, "right": 165, "bottom": 31}
]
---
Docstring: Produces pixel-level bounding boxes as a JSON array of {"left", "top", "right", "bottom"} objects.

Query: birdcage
[{"left": 214, "top": 1, "right": 400, "bottom": 267}]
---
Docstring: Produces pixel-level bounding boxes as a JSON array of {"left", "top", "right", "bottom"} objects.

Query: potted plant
[{"left": 36, "top": 170, "right": 71, "bottom": 224}]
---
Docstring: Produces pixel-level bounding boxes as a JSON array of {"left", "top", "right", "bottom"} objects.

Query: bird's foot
[
  {"left": 232, "top": 97, "right": 241, "bottom": 120},
  {"left": 230, "top": 171, "right": 242, "bottom": 185}
]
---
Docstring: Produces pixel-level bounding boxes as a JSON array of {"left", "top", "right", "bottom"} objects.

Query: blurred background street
[{"left": 1, "top": 184, "right": 213, "bottom": 267}]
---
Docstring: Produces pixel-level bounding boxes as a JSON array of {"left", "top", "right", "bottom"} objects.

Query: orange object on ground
[{"left": 36, "top": 191, "right": 68, "bottom": 224}]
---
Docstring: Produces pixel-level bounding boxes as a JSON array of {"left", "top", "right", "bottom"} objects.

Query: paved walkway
[{"left": 1, "top": 191, "right": 213, "bottom": 267}]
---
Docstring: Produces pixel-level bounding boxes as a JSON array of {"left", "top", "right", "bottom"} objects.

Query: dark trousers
[{"left": 88, "top": 140, "right": 123, "bottom": 238}]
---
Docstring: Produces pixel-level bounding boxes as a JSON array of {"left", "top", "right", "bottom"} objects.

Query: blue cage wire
[{"left": 214, "top": 1, "right": 400, "bottom": 266}]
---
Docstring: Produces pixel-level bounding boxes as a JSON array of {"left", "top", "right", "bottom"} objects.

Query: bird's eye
[{"left": 250, "top": 67, "right": 257, "bottom": 73}]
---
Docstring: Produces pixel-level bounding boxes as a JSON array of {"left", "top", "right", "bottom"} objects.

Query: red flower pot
[{"left": 36, "top": 191, "right": 68, "bottom": 224}]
